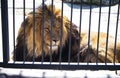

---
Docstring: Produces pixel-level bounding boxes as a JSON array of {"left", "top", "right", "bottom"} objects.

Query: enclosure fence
[{"left": 0, "top": 0, "right": 120, "bottom": 70}]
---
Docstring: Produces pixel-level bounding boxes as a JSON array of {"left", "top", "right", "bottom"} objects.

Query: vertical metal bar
[
  {"left": 87, "top": 0, "right": 92, "bottom": 64},
  {"left": 59, "top": 0, "right": 64, "bottom": 64},
  {"left": 68, "top": 0, "right": 73, "bottom": 64},
  {"left": 23, "top": 0, "right": 26, "bottom": 63},
  {"left": 96, "top": 0, "right": 102, "bottom": 64},
  {"left": 13, "top": 0, "right": 16, "bottom": 62},
  {"left": 1, "top": 0, "right": 9, "bottom": 64},
  {"left": 50, "top": 0, "right": 54, "bottom": 64},
  {"left": 105, "top": 0, "right": 111, "bottom": 64},
  {"left": 113, "top": 2, "right": 119, "bottom": 64},
  {"left": 32, "top": 0, "right": 35, "bottom": 63},
  {"left": 41, "top": 0, "right": 45, "bottom": 63},
  {"left": 78, "top": 0, "right": 83, "bottom": 64}
]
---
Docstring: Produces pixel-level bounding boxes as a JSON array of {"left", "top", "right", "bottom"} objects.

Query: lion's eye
[
  {"left": 44, "top": 28, "right": 50, "bottom": 32},
  {"left": 56, "top": 26, "right": 60, "bottom": 29}
]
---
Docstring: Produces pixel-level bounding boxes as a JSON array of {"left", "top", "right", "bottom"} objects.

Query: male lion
[
  {"left": 14, "top": 4, "right": 120, "bottom": 63},
  {"left": 14, "top": 4, "right": 79, "bottom": 62}
]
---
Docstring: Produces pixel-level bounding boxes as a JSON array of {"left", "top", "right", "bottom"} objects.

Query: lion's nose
[
  {"left": 52, "top": 37, "right": 59, "bottom": 43},
  {"left": 53, "top": 39, "right": 59, "bottom": 43}
]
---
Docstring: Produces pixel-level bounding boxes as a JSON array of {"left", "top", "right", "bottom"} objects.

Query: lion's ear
[{"left": 45, "top": 4, "right": 61, "bottom": 17}]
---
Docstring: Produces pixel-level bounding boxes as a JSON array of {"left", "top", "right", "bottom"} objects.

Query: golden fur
[{"left": 79, "top": 32, "right": 120, "bottom": 63}]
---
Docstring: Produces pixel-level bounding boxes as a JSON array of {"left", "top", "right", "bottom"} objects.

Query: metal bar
[
  {"left": 41, "top": 0, "right": 45, "bottom": 63},
  {"left": 59, "top": 0, "right": 64, "bottom": 64},
  {"left": 23, "top": 0, "right": 26, "bottom": 63},
  {"left": 32, "top": 0, "right": 36, "bottom": 63},
  {"left": 87, "top": 0, "right": 92, "bottom": 64},
  {"left": 68, "top": 0, "right": 73, "bottom": 64},
  {"left": 78, "top": 0, "right": 83, "bottom": 64},
  {"left": 113, "top": 2, "right": 120, "bottom": 64},
  {"left": 1, "top": 63, "right": 120, "bottom": 70},
  {"left": 13, "top": 0, "right": 16, "bottom": 63},
  {"left": 50, "top": 0, "right": 54, "bottom": 64},
  {"left": 96, "top": 0, "right": 102, "bottom": 64},
  {"left": 105, "top": 0, "right": 111, "bottom": 64},
  {"left": 1, "top": 0, "right": 9, "bottom": 64}
]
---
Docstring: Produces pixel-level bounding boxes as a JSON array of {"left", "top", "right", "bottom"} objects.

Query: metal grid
[{"left": 0, "top": 0, "right": 120, "bottom": 70}]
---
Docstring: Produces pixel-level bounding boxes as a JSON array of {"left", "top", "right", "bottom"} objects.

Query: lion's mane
[{"left": 14, "top": 5, "right": 79, "bottom": 62}]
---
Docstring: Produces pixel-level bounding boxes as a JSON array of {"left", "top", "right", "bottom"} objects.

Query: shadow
[
  {"left": 0, "top": 72, "right": 117, "bottom": 78},
  {"left": 0, "top": 74, "right": 25, "bottom": 78},
  {"left": 64, "top": 73, "right": 67, "bottom": 78},
  {"left": 0, "top": 71, "right": 47, "bottom": 78},
  {"left": 0, "top": 73, "right": 39, "bottom": 78},
  {"left": 84, "top": 75, "right": 88, "bottom": 78},
  {"left": 42, "top": 72, "right": 46, "bottom": 78},
  {"left": 107, "top": 74, "right": 111, "bottom": 78}
]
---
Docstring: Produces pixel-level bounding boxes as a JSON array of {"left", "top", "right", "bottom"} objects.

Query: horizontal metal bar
[{"left": 0, "top": 63, "right": 120, "bottom": 70}]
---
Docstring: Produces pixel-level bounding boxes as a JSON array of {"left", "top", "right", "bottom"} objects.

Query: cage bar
[
  {"left": 105, "top": 0, "right": 112, "bottom": 64},
  {"left": 1, "top": 0, "right": 9, "bottom": 64},
  {"left": 13, "top": 0, "right": 16, "bottom": 63},
  {"left": 113, "top": 2, "right": 120, "bottom": 64},
  {"left": 68, "top": 0, "right": 73, "bottom": 64},
  {"left": 87, "top": 0, "right": 92, "bottom": 64},
  {"left": 96, "top": 0, "right": 102, "bottom": 64},
  {"left": 23, "top": 0, "right": 26, "bottom": 63},
  {"left": 32, "top": 0, "right": 36, "bottom": 63},
  {"left": 77, "top": 0, "right": 83, "bottom": 64},
  {"left": 41, "top": 0, "right": 45, "bottom": 63},
  {"left": 59, "top": 0, "right": 64, "bottom": 64},
  {"left": 49, "top": 0, "right": 54, "bottom": 64}
]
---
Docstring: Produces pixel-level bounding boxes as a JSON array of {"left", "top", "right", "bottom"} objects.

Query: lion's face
[
  {"left": 21, "top": 5, "right": 71, "bottom": 57},
  {"left": 43, "top": 17, "right": 68, "bottom": 52}
]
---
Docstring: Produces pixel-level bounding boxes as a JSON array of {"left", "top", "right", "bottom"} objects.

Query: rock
[{"left": 64, "top": 0, "right": 119, "bottom": 6}]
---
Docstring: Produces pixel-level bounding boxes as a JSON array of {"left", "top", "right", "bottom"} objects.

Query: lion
[
  {"left": 14, "top": 4, "right": 79, "bottom": 62},
  {"left": 14, "top": 4, "right": 120, "bottom": 63}
]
